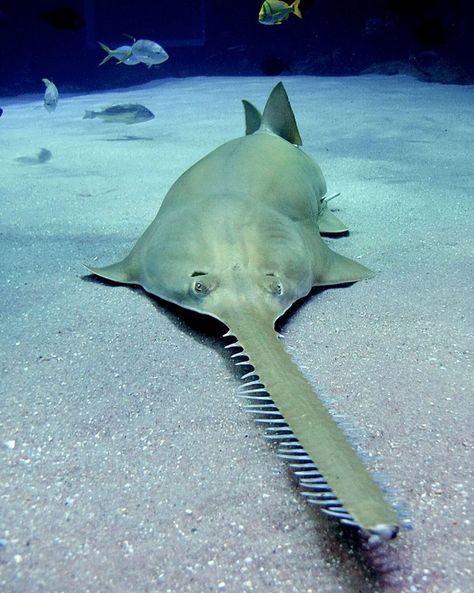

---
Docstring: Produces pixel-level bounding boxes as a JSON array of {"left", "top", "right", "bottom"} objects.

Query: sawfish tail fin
[{"left": 242, "top": 82, "right": 303, "bottom": 145}]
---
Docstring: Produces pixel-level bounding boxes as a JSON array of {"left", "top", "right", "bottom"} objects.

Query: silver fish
[
  {"left": 127, "top": 39, "right": 169, "bottom": 67},
  {"left": 82, "top": 104, "right": 155, "bottom": 125},
  {"left": 42, "top": 78, "right": 58, "bottom": 112}
]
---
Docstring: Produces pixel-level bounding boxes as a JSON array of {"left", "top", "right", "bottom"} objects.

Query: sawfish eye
[
  {"left": 191, "top": 277, "right": 214, "bottom": 297},
  {"left": 190, "top": 271, "right": 214, "bottom": 296},
  {"left": 193, "top": 281, "right": 207, "bottom": 293}
]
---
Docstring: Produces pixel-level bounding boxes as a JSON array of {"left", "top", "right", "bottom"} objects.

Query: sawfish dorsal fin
[
  {"left": 242, "top": 99, "right": 262, "bottom": 135},
  {"left": 260, "top": 82, "right": 303, "bottom": 146}
]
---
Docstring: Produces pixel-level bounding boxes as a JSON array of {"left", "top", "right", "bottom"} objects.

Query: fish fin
[
  {"left": 82, "top": 110, "right": 94, "bottom": 120},
  {"left": 292, "top": 0, "right": 302, "bottom": 18},
  {"left": 98, "top": 42, "right": 114, "bottom": 65},
  {"left": 318, "top": 205, "right": 349, "bottom": 235},
  {"left": 83, "top": 260, "right": 135, "bottom": 284},
  {"left": 315, "top": 246, "right": 374, "bottom": 286},
  {"left": 42, "top": 78, "right": 52, "bottom": 87},
  {"left": 242, "top": 99, "right": 262, "bottom": 135},
  {"left": 259, "top": 82, "right": 303, "bottom": 145}
]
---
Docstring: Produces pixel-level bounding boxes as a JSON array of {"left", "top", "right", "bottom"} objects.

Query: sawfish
[{"left": 86, "top": 82, "right": 406, "bottom": 543}]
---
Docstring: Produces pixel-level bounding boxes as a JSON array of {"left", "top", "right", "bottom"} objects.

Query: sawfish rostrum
[{"left": 87, "top": 83, "right": 406, "bottom": 543}]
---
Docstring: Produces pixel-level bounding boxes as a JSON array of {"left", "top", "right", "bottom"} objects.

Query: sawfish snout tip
[{"left": 362, "top": 524, "right": 400, "bottom": 546}]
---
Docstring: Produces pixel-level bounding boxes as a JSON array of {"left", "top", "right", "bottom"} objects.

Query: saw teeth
[
  {"left": 306, "top": 497, "right": 340, "bottom": 506},
  {"left": 277, "top": 441, "right": 304, "bottom": 447},
  {"left": 264, "top": 433, "right": 296, "bottom": 440},
  {"left": 231, "top": 353, "right": 369, "bottom": 534},
  {"left": 240, "top": 370, "right": 258, "bottom": 380},
  {"left": 278, "top": 446, "right": 306, "bottom": 453},
  {"left": 244, "top": 404, "right": 278, "bottom": 410},
  {"left": 293, "top": 468, "right": 321, "bottom": 476},
  {"left": 245, "top": 409, "right": 282, "bottom": 415},
  {"left": 301, "top": 491, "right": 335, "bottom": 498},
  {"left": 307, "top": 500, "right": 338, "bottom": 507},
  {"left": 299, "top": 477, "right": 327, "bottom": 484},
  {"left": 300, "top": 490, "right": 332, "bottom": 498},
  {"left": 224, "top": 341, "right": 241, "bottom": 350},
  {"left": 277, "top": 452, "right": 312, "bottom": 459},
  {"left": 321, "top": 508, "right": 354, "bottom": 520},
  {"left": 237, "top": 394, "right": 271, "bottom": 401},
  {"left": 327, "top": 504, "right": 345, "bottom": 511},
  {"left": 254, "top": 418, "right": 288, "bottom": 425},
  {"left": 238, "top": 387, "right": 268, "bottom": 394},
  {"left": 238, "top": 380, "right": 264, "bottom": 391},
  {"left": 300, "top": 484, "right": 330, "bottom": 492}
]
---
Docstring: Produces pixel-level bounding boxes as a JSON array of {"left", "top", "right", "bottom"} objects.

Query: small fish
[
  {"left": 258, "top": 0, "right": 302, "bottom": 25},
  {"left": 99, "top": 38, "right": 168, "bottom": 67},
  {"left": 98, "top": 42, "right": 140, "bottom": 66},
  {"left": 42, "top": 78, "right": 59, "bottom": 112},
  {"left": 82, "top": 104, "right": 155, "bottom": 125}
]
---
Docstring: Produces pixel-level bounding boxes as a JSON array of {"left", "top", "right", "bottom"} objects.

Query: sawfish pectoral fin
[
  {"left": 83, "top": 258, "right": 136, "bottom": 284},
  {"left": 315, "top": 248, "right": 374, "bottom": 286},
  {"left": 318, "top": 208, "right": 349, "bottom": 235}
]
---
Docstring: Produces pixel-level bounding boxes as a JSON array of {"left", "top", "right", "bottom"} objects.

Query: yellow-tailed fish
[{"left": 258, "top": 0, "right": 302, "bottom": 25}]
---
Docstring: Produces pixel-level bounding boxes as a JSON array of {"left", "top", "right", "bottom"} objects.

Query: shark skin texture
[{"left": 86, "top": 82, "right": 404, "bottom": 544}]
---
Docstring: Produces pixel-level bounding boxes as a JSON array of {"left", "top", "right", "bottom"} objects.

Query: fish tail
[
  {"left": 98, "top": 41, "right": 114, "bottom": 65},
  {"left": 83, "top": 110, "right": 95, "bottom": 120},
  {"left": 292, "top": 0, "right": 302, "bottom": 18}
]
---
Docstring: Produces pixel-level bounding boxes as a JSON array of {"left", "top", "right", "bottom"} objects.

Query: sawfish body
[{"left": 87, "top": 83, "right": 405, "bottom": 543}]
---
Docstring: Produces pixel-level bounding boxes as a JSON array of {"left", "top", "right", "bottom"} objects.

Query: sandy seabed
[{"left": 1, "top": 75, "right": 473, "bottom": 593}]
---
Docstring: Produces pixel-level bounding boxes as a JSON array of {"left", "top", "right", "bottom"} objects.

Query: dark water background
[{"left": 1, "top": 0, "right": 473, "bottom": 95}]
